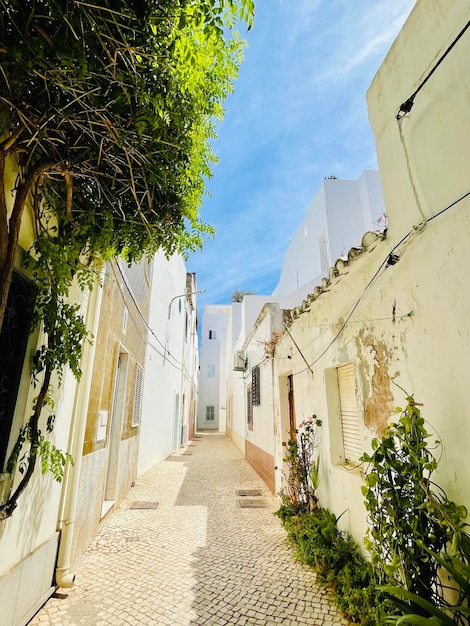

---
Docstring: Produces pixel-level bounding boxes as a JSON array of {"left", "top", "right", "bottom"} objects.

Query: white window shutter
[{"left": 337, "top": 363, "right": 362, "bottom": 462}]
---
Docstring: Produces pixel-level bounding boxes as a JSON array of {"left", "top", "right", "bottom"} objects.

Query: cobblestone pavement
[{"left": 29, "top": 434, "right": 350, "bottom": 626}]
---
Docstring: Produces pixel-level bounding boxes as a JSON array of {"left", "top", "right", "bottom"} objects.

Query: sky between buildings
[{"left": 187, "top": 0, "right": 416, "bottom": 308}]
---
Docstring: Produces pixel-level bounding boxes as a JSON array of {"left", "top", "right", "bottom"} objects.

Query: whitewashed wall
[
  {"left": 273, "top": 170, "right": 385, "bottom": 297},
  {"left": 272, "top": 0, "right": 470, "bottom": 548},
  {"left": 197, "top": 305, "right": 230, "bottom": 431},
  {"left": 138, "top": 253, "right": 197, "bottom": 475},
  {"left": 0, "top": 281, "right": 92, "bottom": 626}
]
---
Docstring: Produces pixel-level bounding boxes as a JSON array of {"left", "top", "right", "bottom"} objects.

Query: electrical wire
[
  {"left": 291, "top": 189, "right": 470, "bottom": 377},
  {"left": 110, "top": 262, "right": 187, "bottom": 372},
  {"left": 396, "top": 19, "right": 470, "bottom": 120},
  {"left": 242, "top": 356, "right": 269, "bottom": 380}
]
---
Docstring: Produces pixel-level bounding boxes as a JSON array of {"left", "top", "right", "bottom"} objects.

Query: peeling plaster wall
[
  {"left": 271, "top": 1, "right": 470, "bottom": 549},
  {"left": 273, "top": 197, "right": 470, "bottom": 550},
  {"left": 356, "top": 331, "right": 395, "bottom": 436}
]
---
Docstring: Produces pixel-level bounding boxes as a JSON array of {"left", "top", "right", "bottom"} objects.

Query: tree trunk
[{"left": 0, "top": 161, "right": 54, "bottom": 332}]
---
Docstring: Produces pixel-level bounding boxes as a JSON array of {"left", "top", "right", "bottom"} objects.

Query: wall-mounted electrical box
[{"left": 233, "top": 350, "right": 246, "bottom": 371}]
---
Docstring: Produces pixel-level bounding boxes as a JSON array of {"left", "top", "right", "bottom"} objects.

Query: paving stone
[{"left": 28, "top": 435, "right": 351, "bottom": 626}]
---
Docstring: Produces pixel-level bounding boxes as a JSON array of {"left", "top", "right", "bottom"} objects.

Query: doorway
[
  {"left": 102, "top": 348, "right": 129, "bottom": 516},
  {"left": 288, "top": 374, "right": 296, "bottom": 437}
]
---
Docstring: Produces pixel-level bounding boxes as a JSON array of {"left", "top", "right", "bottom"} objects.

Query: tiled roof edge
[{"left": 287, "top": 230, "right": 385, "bottom": 323}]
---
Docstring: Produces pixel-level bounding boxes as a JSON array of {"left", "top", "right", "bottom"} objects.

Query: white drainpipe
[{"left": 55, "top": 262, "right": 105, "bottom": 587}]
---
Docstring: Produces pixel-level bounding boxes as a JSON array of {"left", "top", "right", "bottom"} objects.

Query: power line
[
  {"left": 291, "top": 189, "right": 470, "bottom": 376},
  {"left": 396, "top": 19, "right": 470, "bottom": 120},
  {"left": 111, "top": 262, "right": 185, "bottom": 371}
]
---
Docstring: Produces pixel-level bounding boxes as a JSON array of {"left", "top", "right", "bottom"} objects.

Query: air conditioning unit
[{"left": 233, "top": 350, "right": 246, "bottom": 371}]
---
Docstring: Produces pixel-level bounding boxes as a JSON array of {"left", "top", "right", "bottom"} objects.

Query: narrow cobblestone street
[{"left": 29, "top": 434, "right": 349, "bottom": 626}]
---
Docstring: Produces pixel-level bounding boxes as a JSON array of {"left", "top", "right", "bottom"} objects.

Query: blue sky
[{"left": 187, "top": 0, "right": 416, "bottom": 308}]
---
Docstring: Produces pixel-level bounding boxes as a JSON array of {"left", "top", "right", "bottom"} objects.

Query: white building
[
  {"left": 273, "top": 170, "right": 385, "bottom": 302},
  {"left": 138, "top": 253, "right": 200, "bottom": 475},
  {"left": 211, "top": 170, "right": 387, "bottom": 490},
  {"left": 197, "top": 305, "right": 230, "bottom": 431},
  {"left": 269, "top": 0, "right": 470, "bottom": 551}
]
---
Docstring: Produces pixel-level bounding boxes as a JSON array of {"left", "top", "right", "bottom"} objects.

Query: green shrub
[
  {"left": 276, "top": 507, "right": 386, "bottom": 625},
  {"left": 278, "top": 417, "right": 321, "bottom": 514},
  {"left": 382, "top": 548, "right": 470, "bottom": 624}
]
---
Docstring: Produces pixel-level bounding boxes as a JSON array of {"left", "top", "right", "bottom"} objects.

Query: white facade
[
  {"left": 270, "top": 0, "right": 470, "bottom": 549},
  {"left": 197, "top": 305, "right": 230, "bottom": 431},
  {"left": 0, "top": 273, "right": 104, "bottom": 626},
  {"left": 138, "top": 253, "right": 199, "bottom": 475},
  {"left": 225, "top": 295, "right": 291, "bottom": 455},
  {"left": 221, "top": 171, "right": 386, "bottom": 486},
  {"left": 273, "top": 170, "right": 385, "bottom": 301}
]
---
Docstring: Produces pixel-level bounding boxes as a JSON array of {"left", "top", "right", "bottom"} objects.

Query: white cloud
[{"left": 188, "top": 0, "right": 416, "bottom": 305}]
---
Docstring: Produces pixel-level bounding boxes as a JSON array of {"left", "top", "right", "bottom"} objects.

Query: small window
[
  {"left": 252, "top": 365, "right": 261, "bottom": 406},
  {"left": 206, "top": 364, "right": 216, "bottom": 378},
  {"left": 206, "top": 406, "right": 215, "bottom": 421},
  {"left": 132, "top": 366, "right": 144, "bottom": 426},
  {"left": 209, "top": 330, "right": 216, "bottom": 340},
  {"left": 247, "top": 388, "right": 253, "bottom": 430}
]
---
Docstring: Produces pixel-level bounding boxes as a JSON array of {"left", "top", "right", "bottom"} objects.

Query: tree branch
[
  {"left": 0, "top": 357, "right": 53, "bottom": 520},
  {"left": 0, "top": 152, "right": 8, "bottom": 269}
]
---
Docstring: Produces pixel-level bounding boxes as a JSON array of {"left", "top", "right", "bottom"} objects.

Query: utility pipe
[{"left": 55, "top": 262, "right": 105, "bottom": 587}]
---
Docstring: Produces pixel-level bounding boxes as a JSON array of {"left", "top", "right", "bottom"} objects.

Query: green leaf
[{"left": 380, "top": 586, "right": 455, "bottom": 625}]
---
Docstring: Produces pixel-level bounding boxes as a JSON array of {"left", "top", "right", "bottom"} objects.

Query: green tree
[
  {"left": 231, "top": 289, "right": 255, "bottom": 302},
  {"left": 0, "top": 0, "right": 254, "bottom": 519}
]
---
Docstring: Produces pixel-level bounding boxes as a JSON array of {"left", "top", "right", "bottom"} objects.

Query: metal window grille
[
  {"left": 206, "top": 405, "right": 215, "bottom": 420},
  {"left": 252, "top": 365, "right": 261, "bottom": 406},
  {"left": 247, "top": 388, "right": 253, "bottom": 429}
]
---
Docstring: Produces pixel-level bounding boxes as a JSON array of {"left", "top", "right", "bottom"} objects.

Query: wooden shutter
[
  {"left": 132, "top": 366, "right": 144, "bottom": 426},
  {"left": 337, "top": 363, "right": 361, "bottom": 462}
]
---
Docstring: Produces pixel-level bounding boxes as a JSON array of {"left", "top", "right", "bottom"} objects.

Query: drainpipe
[{"left": 55, "top": 261, "right": 105, "bottom": 587}]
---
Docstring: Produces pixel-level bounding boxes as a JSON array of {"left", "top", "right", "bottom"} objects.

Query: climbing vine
[
  {"left": 361, "top": 396, "right": 470, "bottom": 605},
  {"left": 277, "top": 416, "right": 322, "bottom": 515},
  {"left": 0, "top": 0, "right": 254, "bottom": 519}
]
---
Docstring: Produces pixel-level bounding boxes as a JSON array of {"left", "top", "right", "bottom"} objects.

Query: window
[
  {"left": 252, "top": 365, "right": 261, "bottom": 406},
  {"left": 206, "top": 364, "right": 216, "bottom": 378},
  {"left": 132, "top": 365, "right": 144, "bottom": 426},
  {"left": 0, "top": 272, "right": 33, "bottom": 470},
  {"left": 208, "top": 330, "right": 216, "bottom": 340},
  {"left": 247, "top": 388, "right": 253, "bottom": 430},
  {"left": 206, "top": 406, "right": 215, "bottom": 421},
  {"left": 337, "top": 363, "right": 361, "bottom": 463}
]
